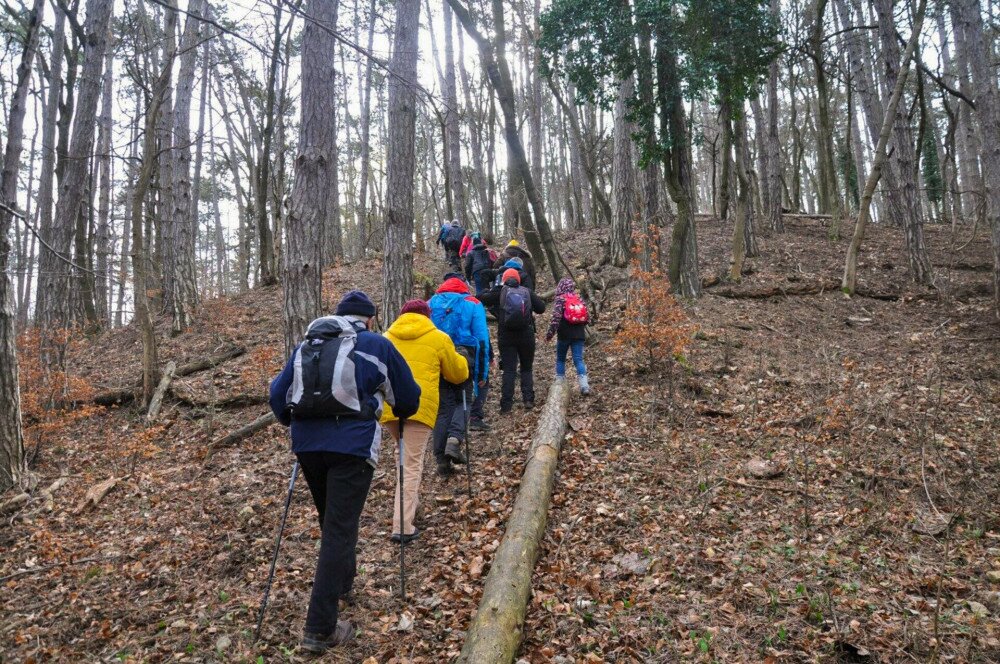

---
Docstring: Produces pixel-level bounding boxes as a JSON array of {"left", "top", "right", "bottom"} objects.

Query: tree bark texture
[
  {"left": 39, "top": 0, "right": 113, "bottom": 332},
  {"left": 284, "top": 0, "right": 338, "bottom": 354},
  {"left": 382, "top": 0, "right": 421, "bottom": 321},
  {"left": 0, "top": 0, "right": 45, "bottom": 494},
  {"left": 611, "top": 75, "right": 636, "bottom": 268},
  {"left": 766, "top": 0, "right": 783, "bottom": 231},
  {"left": 94, "top": 39, "right": 114, "bottom": 325},
  {"left": 33, "top": 4, "right": 66, "bottom": 322},
  {"left": 170, "top": 0, "right": 205, "bottom": 333},
  {"left": 458, "top": 380, "right": 570, "bottom": 663}
]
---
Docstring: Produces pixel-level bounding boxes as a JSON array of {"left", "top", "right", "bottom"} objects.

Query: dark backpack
[
  {"left": 285, "top": 327, "right": 366, "bottom": 420},
  {"left": 445, "top": 225, "right": 465, "bottom": 248},
  {"left": 470, "top": 248, "right": 492, "bottom": 275},
  {"left": 500, "top": 285, "right": 532, "bottom": 330}
]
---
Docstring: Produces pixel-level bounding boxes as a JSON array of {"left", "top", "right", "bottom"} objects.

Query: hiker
[
  {"left": 459, "top": 230, "right": 480, "bottom": 259},
  {"left": 268, "top": 290, "right": 421, "bottom": 654},
  {"left": 437, "top": 221, "right": 465, "bottom": 271},
  {"left": 464, "top": 236, "right": 496, "bottom": 296},
  {"left": 545, "top": 278, "right": 591, "bottom": 395},
  {"left": 429, "top": 273, "right": 491, "bottom": 475},
  {"left": 493, "top": 239, "right": 537, "bottom": 289},
  {"left": 491, "top": 255, "right": 533, "bottom": 291},
  {"left": 479, "top": 269, "right": 546, "bottom": 413},
  {"left": 382, "top": 299, "right": 469, "bottom": 543}
]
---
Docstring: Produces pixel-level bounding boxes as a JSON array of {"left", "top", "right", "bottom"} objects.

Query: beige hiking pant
[{"left": 384, "top": 420, "right": 432, "bottom": 536}]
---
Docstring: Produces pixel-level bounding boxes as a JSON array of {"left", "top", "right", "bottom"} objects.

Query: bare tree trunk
[
  {"left": 443, "top": 0, "right": 468, "bottom": 226},
  {"left": 356, "top": 0, "right": 377, "bottom": 251},
  {"left": 843, "top": 0, "right": 927, "bottom": 295},
  {"left": 874, "top": 0, "right": 933, "bottom": 286},
  {"left": 94, "top": 36, "right": 114, "bottom": 326},
  {"left": 116, "top": 115, "right": 138, "bottom": 328},
  {"left": 809, "top": 0, "right": 844, "bottom": 235},
  {"left": 33, "top": 3, "right": 66, "bottom": 323},
  {"left": 954, "top": 0, "right": 1000, "bottom": 314},
  {"left": 156, "top": 1, "right": 178, "bottom": 315},
  {"left": 168, "top": 0, "right": 203, "bottom": 334},
  {"left": 0, "top": 0, "right": 45, "bottom": 494},
  {"left": 284, "top": 0, "right": 338, "bottom": 352},
  {"left": 255, "top": 3, "right": 284, "bottom": 287},
  {"left": 41, "top": 0, "right": 113, "bottom": 336},
  {"left": 190, "top": 34, "right": 210, "bottom": 288},
  {"left": 656, "top": 33, "right": 700, "bottom": 297},
  {"left": 382, "top": 0, "right": 421, "bottom": 320},
  {"left": 766, "top": 0, "right": 783, "bottom": 231},
  {"left": 610, "top": 75, "right": 636, "bottom": 267},
  {"left": 949, "top": 2, "right": 986, "bottom": 230}
]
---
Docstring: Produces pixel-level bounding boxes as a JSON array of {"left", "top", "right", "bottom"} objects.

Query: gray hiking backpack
[{"left": 285, "top": 317, "right": 369, "bottom": 420}]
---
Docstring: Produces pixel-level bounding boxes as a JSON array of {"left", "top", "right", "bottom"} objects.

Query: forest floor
[{"left": 1, "top": 217, "right": 998, "bottom": 663}]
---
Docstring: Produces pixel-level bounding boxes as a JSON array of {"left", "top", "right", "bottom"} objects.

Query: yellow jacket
[{"left": 381, "top": 313, "right": 469, "bottom": 428}]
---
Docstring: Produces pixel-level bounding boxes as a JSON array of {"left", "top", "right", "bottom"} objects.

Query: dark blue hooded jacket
[{"left": 269, "top": 316, "right": 420, "bottom": 465}]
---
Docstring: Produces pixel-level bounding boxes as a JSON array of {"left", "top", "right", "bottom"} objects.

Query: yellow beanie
[{"left": 507, "top": 239, "right": 520, "bottom": 248}]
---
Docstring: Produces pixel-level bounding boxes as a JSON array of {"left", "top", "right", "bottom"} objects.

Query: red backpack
[{"left": 561, "top": 293, "right": 589, "bottom": 325}]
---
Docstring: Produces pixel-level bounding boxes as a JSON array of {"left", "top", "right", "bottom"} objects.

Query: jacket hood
[
  {"left": 556, "top": 278, "right": 576, "bottom": 296},
  {"left": 305, "top": 315, "right": 363, "bottom": 339},
  {"left": 436, "top": 277, "right": 471, "bottom": 295},
  {"left": 386, "top": 312, "right": 437, "bottom": 341}
]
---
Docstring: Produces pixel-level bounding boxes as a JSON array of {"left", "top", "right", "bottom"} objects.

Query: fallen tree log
[
  {"left": 204, "top": 412, "right": 278, "bottom": 461},
  {"left": 169, "top": 382, "right": 267, "bottom": 409},
  {"left": 708, "top": 279, "right": 840, "bottom": 299},
  {"left": 146, "top": 361, "right": 177, "bottom": 421},
  {"left": 459, "top": 380, "right": 571, "bottom": 664},
  {"left": 92, "top": 345, "right": 246, "bottom": 406}
]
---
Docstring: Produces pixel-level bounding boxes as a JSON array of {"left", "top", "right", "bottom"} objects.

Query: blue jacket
[
  {"left": 269, "top": 316, "right": 420, "bottom": 465},
  {"left": 429, "top": 278, "right": 490, "bottom": 389}
]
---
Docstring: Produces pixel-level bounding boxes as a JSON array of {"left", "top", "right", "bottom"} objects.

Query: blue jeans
[{"left": 556, "top": 339, "right": 586, "bottom": 377}]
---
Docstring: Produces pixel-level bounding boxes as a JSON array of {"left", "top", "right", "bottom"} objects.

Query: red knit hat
[
  {"left": 502, "top": 268, "right": 521, "bottom": 284},
  {"left": 400, "top": 299, "right": 431, "bottom": 318}
]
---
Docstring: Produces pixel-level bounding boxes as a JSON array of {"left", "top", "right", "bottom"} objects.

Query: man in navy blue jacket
[{"left": 269, "top": 290, "right": 420, "bottom": 653}]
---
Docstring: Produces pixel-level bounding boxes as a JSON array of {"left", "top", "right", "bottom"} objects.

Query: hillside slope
[{"left": 2, "top": 219, "right": 998, "bottom": 663}]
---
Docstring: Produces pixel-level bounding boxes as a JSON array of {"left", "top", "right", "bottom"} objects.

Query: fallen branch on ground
[
  {"left": 169, "top": 383, "right": 267, "bottom": 408},
  {"left": 708, "top": 279, "right": 840, "bottom": 299},
  {"left": 204, "top": 412, "right": 277, "bottom": 461},
  {"left": 93, "top": 346, "right": 247, "bottom": 406},
  {"left": 146, "top": 361, "right": 177, "bottom": 421},
  {"left": 459, "top": 380, "right": 571, "bottom": 663}
]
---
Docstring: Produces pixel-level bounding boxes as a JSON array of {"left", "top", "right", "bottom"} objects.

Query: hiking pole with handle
[
  {"left": 398, "top": 418, "right": 407, "bottom": 601},
  {"left": 461, "top": 387, "right": 472, "bottom": 499},
  {"left": 253, "top": 460, "right": 299, "bottom": 644}
]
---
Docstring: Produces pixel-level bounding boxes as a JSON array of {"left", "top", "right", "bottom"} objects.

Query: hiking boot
[
  {"left": 390, "top": 528, "right": 421, "bottom": 545},
  {"left": 445, "top": 437, "right": 467, "bottom": 464},
  {"left": 523, "top": 400, "right": 535, "bottom": 410},
  {"left": 579, "top": 374, "right": 591, "bottom": 396},
  {"left": 469, "top": 418, "right": 491, "bottom": 432},
  {"left": 301, "top": 620, "right": 355, "bottom": 653},
  {"left": 340, "top": 590, "right": 356, "bottom": 608},
  {"left": 436, "top": 459, "right": 454, "bottom": 476}
]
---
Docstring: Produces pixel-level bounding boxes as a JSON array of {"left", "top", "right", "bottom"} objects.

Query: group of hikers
[{"left": 267, "top": 222, "right": 591, "bottom": 652}]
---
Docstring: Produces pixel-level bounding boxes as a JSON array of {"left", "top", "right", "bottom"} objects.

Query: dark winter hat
[
  {"left": 443, "top": 271, "right": 466, "bottom": 282},
  {"left": 502, "top": 268, "right": 521, "bottom": 285},
  {"left": 400, "top": 299, "right": 431, "bottom": 318},
  {"left": 336, "top": 290, "right": 377, "bottom": 318}
]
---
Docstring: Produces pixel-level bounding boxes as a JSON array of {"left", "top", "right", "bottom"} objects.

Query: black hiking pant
[
  {"left": 296, "top": 451, "right": 374, "bottom": 636},
  {"left": 498, "top": 328, "right": 536, "bottom": 411},
  {"left": 432, "top": 376, "right": 472, "bottom": 460}
]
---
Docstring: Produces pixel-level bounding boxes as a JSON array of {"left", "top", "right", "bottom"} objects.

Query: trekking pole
[
  {"left": 461, "top": 388, "right": 472, "bottom": 499},
  {"left": 398, "top": 418, "right": 407, "bottom": 601},
  {"left": 253, "top": 460, "right": 299, "bottom": 644}
]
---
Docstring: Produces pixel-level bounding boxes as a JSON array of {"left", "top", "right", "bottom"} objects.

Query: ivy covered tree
[{"left": 540, "top": 0, "right": 777, "bottom": 297}]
